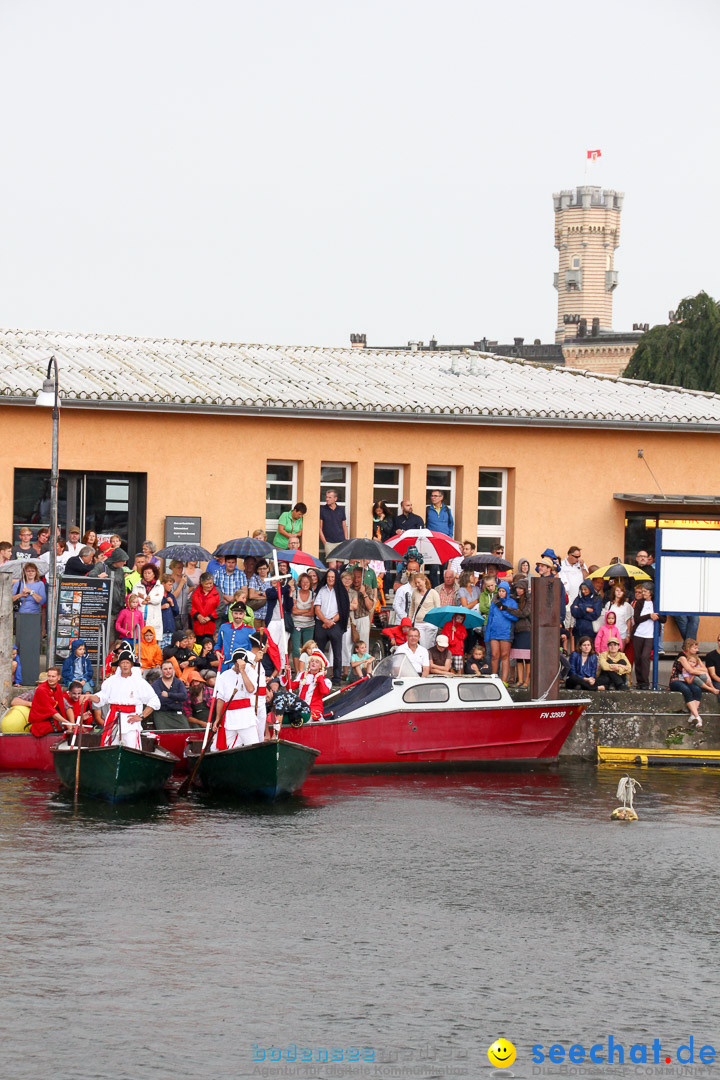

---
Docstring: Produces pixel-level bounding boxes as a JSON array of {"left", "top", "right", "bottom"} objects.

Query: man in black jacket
[
  {"left": 64, "top": 546, "right": 96, "bottom": 576},
  {"left": 151, "top": 660, "right": 189, "bottom": 729},
  {"left": 393, "top": 500, "right": 424, "bottom": 534}
]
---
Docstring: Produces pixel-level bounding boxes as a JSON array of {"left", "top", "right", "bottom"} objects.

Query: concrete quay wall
[{"left": 510, "top": 688, "right": 720, "bottom": 759}]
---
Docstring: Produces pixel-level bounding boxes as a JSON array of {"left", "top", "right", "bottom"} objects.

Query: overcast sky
[{"left": 1, "top": 0, "right": 717, "bottom": 349}]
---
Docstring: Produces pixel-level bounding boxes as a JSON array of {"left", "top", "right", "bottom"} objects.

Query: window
[
  {"left": 426, "top": 468, "right": 456, "bottom": 524},
  {"left": 402, "top": 683, "right": 449, "bottom": 704},
  {"left": 571, "top": 255, "right": 581, "bottom": 270},
  {"left": 266, "top": 461, "right": 297, "bottom": 532},
  {"left": 477, "top": 469, "right": 507, "bottom": 553},
  {"left": 457, "top": 682, "right": 502, "bottom": 702},
  {"left": 373, "top": 465, "right": 404, "bottom": 516},
  {"left": 321, "top": 463, "right": 351, "bottom": 519}
]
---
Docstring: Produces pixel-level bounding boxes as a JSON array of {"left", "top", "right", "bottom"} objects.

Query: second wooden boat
[{"left": 184, "top": 738, "right": 320, "bottom": 800}]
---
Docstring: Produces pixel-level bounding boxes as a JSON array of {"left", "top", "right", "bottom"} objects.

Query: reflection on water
[{"left": 1, "top": 764, "right": 719, "bottom": 1080}]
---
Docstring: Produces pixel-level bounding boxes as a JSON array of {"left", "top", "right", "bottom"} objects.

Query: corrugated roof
[{"left": 0, "top": 326, "right": 719, "bottom": 430}]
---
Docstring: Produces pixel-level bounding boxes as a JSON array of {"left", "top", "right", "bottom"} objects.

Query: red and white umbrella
[{"left": 385, "top": 530, "right": 463, "bottom": 565}]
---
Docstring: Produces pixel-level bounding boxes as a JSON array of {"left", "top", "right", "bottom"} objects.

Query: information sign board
[{"left": 54, "top": 574, "right": 112, "bottom": 678}]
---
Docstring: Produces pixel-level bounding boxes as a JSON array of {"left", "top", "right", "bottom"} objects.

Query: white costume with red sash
[
  {"left": 290, "top": 670, "right": 332, "bottom": 722},
  {"left": 211, "top": 665, "right": 263, "bottom": 751},
  {"left": 95, "top": 671, "right": 161, "bottom": 750}
]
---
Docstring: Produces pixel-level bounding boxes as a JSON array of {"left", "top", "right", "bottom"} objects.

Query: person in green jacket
[{"left": 478, "top": 576, "right": 497, "bottom": 622}]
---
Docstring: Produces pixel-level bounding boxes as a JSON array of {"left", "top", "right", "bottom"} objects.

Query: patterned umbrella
[
  {"left": 154, "top": 544, "right": 213, "bottom": 562},
  {"left": 385, "top": 530, "right": 463, "bottom": 565},
  {"left": 594, "top": 562, "right": 652, "bottom": 581},
  {"left": 273, "top": 549, "right": 326, "bottom": 570},
  {"left": 214, "top": 537, "right": 276, "bottom": 558}
]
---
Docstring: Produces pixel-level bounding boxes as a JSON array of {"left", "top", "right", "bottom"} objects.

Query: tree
[{"left": 623, "top": 292, "right": 720, "bottom": 392}]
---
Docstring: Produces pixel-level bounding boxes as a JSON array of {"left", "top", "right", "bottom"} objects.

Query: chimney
[
  {"left": 350, "top": 333, "right": 366, "bottom": 348},
  {"left": 514, "top": 337, "right": 524, "bottom": 348}
]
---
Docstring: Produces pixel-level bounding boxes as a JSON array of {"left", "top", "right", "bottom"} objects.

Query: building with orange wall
[{"left": 2, "top": 327, "right": 720, "bottom": 644}]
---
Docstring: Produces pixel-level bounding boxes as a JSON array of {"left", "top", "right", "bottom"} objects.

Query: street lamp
[{"left": 35, "top": 356, "right": 60, "bottom": 666}]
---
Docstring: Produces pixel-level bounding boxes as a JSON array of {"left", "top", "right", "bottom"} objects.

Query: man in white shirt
[
  {"left": 65, "top": 526, "right": 83, "bottom": 558},
  {"left": 559, "top": 545, "right": 587, "bottom": 641},
  {"left": 393, "top": 574, "right": 415, "bottom": 624},
  {"left": 394, "top": 627, "right": 430, "bottom": 677},
  {"left": 449, "top": 539, "right": 476, "bottom": 577}
]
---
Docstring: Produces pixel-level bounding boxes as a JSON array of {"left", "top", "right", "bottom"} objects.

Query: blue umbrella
[
  {"left": 214, "top": 538, "right": 275, "bottom": 558},
  {"left": 424, "top": 605, "right": 485, "bottom": 630},
  {"left": 154, "top": 544, "right": 213, "bottom": 562}
]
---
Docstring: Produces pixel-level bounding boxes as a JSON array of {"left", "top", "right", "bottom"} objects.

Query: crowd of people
[{"left": 4, "top": 494, "right": 714, "bottom": 732}]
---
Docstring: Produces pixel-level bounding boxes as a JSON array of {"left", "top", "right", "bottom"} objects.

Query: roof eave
[{"left": 3, "top": 395, "right": 720, "bottom": 432}]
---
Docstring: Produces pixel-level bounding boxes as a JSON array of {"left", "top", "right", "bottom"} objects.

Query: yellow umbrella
[{"left": 593, "top": 562, "right": 652, "bottom": 581}]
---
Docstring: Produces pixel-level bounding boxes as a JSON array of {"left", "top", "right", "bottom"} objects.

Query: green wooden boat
[
  {"left": 52, "top": 733, "right": 177, "bottom": 802},
  {"left": 185, "top": 738, "right": 320, "bottom": 800}
]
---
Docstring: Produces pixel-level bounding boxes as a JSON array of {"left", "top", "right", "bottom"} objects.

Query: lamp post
[{"left": 35, "top": 356, "right": 60, "bottom": 668}]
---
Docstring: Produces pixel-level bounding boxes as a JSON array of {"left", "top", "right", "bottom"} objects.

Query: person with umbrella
[{"left": 313, "top": 568, "right": 350, "bottom": 684}]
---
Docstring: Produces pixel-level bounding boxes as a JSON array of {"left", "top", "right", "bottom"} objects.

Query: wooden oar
[
  {"left": 178, "top": 688, "right": 236, "bottom": 796},
  {"left": 73, "top": 717, "right": 84, "bottom": 804}
]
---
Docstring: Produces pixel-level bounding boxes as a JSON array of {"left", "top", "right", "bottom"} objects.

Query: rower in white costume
[
  {"left": 211, "top": 635, "right": 268, "bottom": 750},
  {"left": 89, "top": 651, "right": 161, "bottom": 750}
]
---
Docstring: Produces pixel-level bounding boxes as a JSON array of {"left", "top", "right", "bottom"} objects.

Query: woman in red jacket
[{"left": 190, "top": 572, "right": 220, "bottom": 642}]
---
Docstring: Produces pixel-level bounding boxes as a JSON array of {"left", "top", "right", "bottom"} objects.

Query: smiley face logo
[{"left": 487, "top": 1039, "right": 516, "bottom": 1068}]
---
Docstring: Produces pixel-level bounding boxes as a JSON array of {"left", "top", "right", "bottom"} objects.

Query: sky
[{"left": 1, "top": 0, "right": 718, "bottom": 348}]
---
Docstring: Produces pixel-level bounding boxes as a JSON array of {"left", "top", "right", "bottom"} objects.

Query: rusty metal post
[{"left": 530, "top": 576, "right": 561, "bottom": 700}]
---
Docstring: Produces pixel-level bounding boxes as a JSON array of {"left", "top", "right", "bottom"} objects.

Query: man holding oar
[
  {"left": 211, "top": 635, "right": 267, "bottom": 750},
  {"left": 87, "top": 650, "right": 161, "bottom": 750}
]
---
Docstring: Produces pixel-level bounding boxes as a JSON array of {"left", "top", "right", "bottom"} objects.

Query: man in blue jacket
[{"left": 425, "top": 490, "right": 454, "bottom": 537}]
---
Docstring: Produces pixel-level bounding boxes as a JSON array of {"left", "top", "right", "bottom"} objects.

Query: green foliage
[{"left": 623, "top": 292, "right": 720, "bottom": 392}]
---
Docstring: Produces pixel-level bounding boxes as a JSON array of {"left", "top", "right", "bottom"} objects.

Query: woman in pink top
[{"left": 594, "top": 610, "right": 623, "bottom": 656}]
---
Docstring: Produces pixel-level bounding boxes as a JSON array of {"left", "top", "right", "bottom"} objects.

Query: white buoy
[{"left": 611, "top": 775, "right": 641, "bottom": 821}]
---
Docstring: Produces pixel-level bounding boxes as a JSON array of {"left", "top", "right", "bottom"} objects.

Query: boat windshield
[{"left": 371, "top": 654, "right": 419, "bottom": 679}]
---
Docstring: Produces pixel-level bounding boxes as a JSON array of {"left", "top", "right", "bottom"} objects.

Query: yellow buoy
[{"left": 1, "top": 705, "right": 31, "bottom": 733}]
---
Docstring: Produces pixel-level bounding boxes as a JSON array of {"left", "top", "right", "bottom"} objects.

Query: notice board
[{"left": 54, "top": 574, "right": 112, "bottom": 676}]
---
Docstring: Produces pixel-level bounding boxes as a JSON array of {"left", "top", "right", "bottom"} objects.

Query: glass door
[{"left": 14, "top": 470, "right": 145, "bottom": 553}]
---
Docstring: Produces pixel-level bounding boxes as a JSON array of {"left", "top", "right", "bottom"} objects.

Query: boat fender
[{"left": 1, "top": 705, "right": 31, "bottom": 733}]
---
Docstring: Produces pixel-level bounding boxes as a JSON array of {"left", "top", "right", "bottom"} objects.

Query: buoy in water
[
  {"left": 611, "top": 775, "right": 641, "bottom": 822},
  {"left": 1, "top": 705, "right": 31, "bottom": 733}
]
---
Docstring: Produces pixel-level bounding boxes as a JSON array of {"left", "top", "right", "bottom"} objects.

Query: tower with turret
[{"left": 553, "top": 186, "right": 624, "bottom": 343}]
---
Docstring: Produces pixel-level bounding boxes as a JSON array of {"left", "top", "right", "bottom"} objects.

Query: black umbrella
[
  {"left": 154, "top": 544, "right": 213, "bottom": 562},
  {"left": 214, "top": 538, "right": 275, "bottom": 558},
  {"left": 461, "top": 554, "right": 513, "bottom": 572},
  {"left": 326, "top": 538, "right": 404, "bottom": 562}
]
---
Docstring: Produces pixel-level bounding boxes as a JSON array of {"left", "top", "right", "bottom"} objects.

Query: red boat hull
[
  {"left": 0, "top": 732, "right": 63, "bottom": 771},
  {"left": 0, "top": 728, "right": 204, "bottom": 773},
  {"left": 280, "top": 701, "right": 586, "bottom": 770}
]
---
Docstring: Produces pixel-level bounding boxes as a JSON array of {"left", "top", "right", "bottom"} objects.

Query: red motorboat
[
  {"left": 280, "top": 656, "right": 589, "bottom": 770},
  {"left": 0, "top": 726, "right": 204, "bottom": 773}
]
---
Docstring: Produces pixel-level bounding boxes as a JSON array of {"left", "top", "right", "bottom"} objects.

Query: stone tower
[{"left": 552, "top": 186, "right": 624, "bottom": 343}]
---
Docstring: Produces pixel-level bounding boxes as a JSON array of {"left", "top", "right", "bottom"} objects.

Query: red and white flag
[{"left": 587, "top": 149, "right": 602, "bottom": 161}]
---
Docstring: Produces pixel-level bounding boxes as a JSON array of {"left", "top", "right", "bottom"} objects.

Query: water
[{"left": 1, "top": 764, "right": 719, "bottom": 1080}]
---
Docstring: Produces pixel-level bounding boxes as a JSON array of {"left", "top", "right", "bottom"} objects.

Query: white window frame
[
  {"left": 426, "top": 467, "right": 456, "bottom": 527},
  {"left": 266, "top": 460, "right": 298, "bottom": 533},
  {"left": 476, "top": 468, "right": 507, "bottom": 551},
  {"left": 373, "top": 464, "right": 404, "bottom": 517},
  {"left": 321, "top": 462, "right": 351, "bottom": 526}
]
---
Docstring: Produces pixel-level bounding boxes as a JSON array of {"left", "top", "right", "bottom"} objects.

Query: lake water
[{"left": 1, "top": 764, "right": 719, "bottom": 1080}]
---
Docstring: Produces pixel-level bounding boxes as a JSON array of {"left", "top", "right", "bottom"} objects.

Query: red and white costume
[
  {"left": 290, "top": 667, "right": 332, "bottom": 722},
  {"left": 211, "top": 660, "right": 266, "bottom": 751},
  {"left": 95, "top": 670, "right": 160, "bottom": 750}
]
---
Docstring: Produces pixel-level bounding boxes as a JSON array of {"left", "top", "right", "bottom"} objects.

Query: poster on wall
[{"left": 53, "top": 574, "right": 112, "bottom": 677}]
